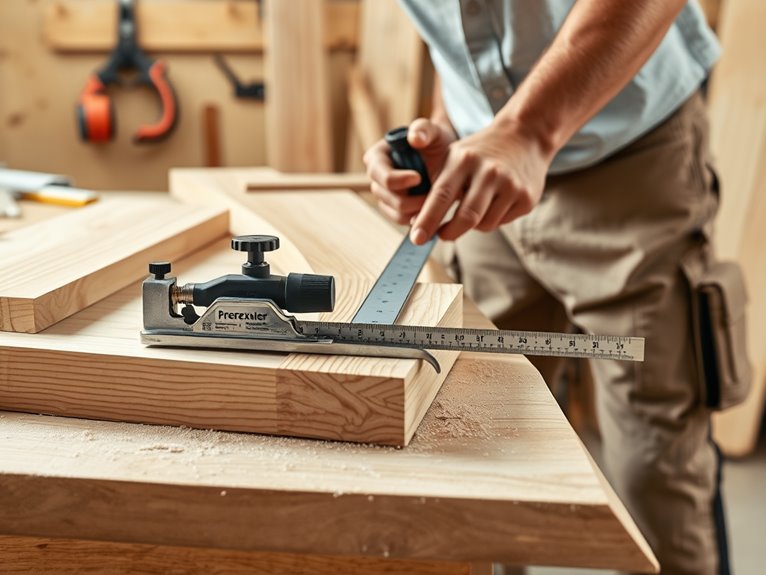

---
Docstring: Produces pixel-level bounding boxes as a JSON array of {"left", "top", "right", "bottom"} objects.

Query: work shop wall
[{"left": 0, "top": 0, "right": 357, "bottom": 191}]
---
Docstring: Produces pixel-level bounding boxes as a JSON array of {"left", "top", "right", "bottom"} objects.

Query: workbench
[{"left": 0, "top": 170, "right": 658, "bottom": 574}]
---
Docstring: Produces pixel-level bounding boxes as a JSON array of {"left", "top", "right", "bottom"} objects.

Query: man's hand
[
  {"left": 409, "top": 119, "right": 553, "bottom": 245},
  {"left": 363, "top": 118, "right": 456, "bottom": 226}
]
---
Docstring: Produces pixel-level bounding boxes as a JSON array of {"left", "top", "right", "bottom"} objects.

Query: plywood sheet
[{"left": 0, "top": 197, "right": 228, "bottom": 333}]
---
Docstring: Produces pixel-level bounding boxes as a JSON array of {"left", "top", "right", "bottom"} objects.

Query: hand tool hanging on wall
[
  {"left": 77, "top": 0, "right": 178, "bottom": 144},
  {"left": 213, "top": 55, "right": 265, "bottom": 100}
]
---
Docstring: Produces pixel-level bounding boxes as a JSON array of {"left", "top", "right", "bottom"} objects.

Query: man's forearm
[{"left": 496, "top": 0, "right": 687, "bottom": 157}]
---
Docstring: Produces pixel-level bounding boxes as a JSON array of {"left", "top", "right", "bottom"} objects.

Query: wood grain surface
[
  {"left": 345, "top": 0, "right": 427, "bottom": 171},
  {"left": 707, "top": 0, "right": 766, "bottom": 456},
  {"left": 0, "top": 197, "right": 228, "bottom": 333},
  {"left": 0, "top": 350, "right": 657, "bottom": 571},
  {"left": 0, "top": 181, "right": 462, "bottom": 445},
  {"left": 264, "top": 0, "right": 333, "bottom": 172},
  {"left": 246, "top": 170, "right": 371, "bottom": 193},
  {"left": 0, "top": 236, "right": 461, "bottom": 445},
  {"left": 44, "top": 0, "right": 359, "bottom": 53},
  {"left": 0, "top": 535, "right": 471, "bottom": 575},
  {"left": 170, "top": 169, "right": 472, "bottom": 442}
]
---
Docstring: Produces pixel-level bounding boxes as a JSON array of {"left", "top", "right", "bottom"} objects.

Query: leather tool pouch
[{"left": 682, "top": 251, "right": 753, "bottom": 410}]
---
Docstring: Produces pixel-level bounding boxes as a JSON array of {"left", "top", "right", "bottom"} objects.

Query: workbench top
[{"left": 0, "top": 171, "right": 657, "bottom": 572}]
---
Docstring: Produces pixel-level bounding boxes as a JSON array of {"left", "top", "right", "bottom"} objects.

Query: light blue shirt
[{"left": 397, "top": 0, "right": 720, "bottom": 174}]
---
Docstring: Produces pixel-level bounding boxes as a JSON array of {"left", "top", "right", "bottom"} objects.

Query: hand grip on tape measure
[{"left": 385, "top": 126, "right": 431, "bottom": 196}]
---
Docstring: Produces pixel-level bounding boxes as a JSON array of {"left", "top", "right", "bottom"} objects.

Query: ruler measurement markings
[{"left": 300, "top": 321, "right": 644, "bottom": 362}]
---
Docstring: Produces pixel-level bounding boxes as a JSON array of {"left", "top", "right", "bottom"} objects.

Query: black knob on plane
[
  {"left": 232, "top": 235, "right": 279, "bottom": 278},
  {"left": 149, "top": 261, "right": 171, "bottom": 279}
]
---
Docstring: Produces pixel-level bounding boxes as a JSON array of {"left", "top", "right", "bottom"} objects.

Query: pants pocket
[{"left": 681, "top": 249, "right": 753, "bottom": 410}]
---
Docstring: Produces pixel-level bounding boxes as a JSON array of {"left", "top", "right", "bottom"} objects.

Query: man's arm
[
  {"left": 497, "top": 0, "right": 687, "bottom": 157},
  {"left": 408, "top": 0, "right": 688, "bottom": 244}
]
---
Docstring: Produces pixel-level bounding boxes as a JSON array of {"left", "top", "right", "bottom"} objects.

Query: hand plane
[{"left": 141, "top": 235, "right": 440, "bottom": 369}]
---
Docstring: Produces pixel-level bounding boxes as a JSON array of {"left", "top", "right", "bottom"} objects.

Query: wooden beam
[
  {"left": 264, "top": 0, "right": 333, "bottom": 172},
  {"left": 0, "top": 196, "right": 228, "bottom": 333},
  {"left": 44, "top": 0, "right": 359, "bottom": 53}
]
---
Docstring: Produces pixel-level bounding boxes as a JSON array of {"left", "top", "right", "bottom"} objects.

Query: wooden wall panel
[
  {"left": 0, "top": 1, "right": 357, "bottom": 190},
  {"left": 708, "top": 0, "right": 766, "bottom": 456}
]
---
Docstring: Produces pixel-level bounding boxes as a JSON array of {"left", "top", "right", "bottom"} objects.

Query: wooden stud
[{"left": 264, "top": 0, "right": 333, "bottom": 172}]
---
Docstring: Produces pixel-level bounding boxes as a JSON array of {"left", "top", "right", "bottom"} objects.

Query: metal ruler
[
  {"left": 352, "top": 235, "right": 436, "bottom": 324},
  {"left": 322, "top": 230, "right": 644, "bottom": 363},
  {"left": 347, "top": 128, "right": 643, "bottom": 363},
  {"left": 299, "top": 322, "right": 644, "bottom": 362}
]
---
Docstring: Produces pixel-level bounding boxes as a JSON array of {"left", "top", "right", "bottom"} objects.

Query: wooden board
[
  {"left": 246, "top": 170, "right": 370, "bottom": 193},
  {"left": 0, "top": 196, "right": 228, "bottom": 333},
  {"left": 707, "top": 0, "right": 766, "bottom": 456},
  {"left": 264, "top": 0, "right": 333, "bottom": 172},
  {"left": 44, "top": 0, "right": 359, "bottom": 53},
  {"left": 0, "top": 183, "right": 461, "bottom": 445},
  {"left": 0, "top": 350, "right": 657, "bottom": 571},
  {"left": 0, "top": 535, "right": 472, "bottom": 575}
]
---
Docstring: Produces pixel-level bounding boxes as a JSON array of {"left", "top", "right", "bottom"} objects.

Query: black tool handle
[{"left": 385, "top": 126, "right": 431, "bottom": 196}]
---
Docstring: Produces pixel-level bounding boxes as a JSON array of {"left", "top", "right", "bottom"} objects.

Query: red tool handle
[
  {"left": 134, "top": 61, "right": 178, "bottom": 143},
  {"left": 78, "top": 75, "right": 114, "bottom": 142}
]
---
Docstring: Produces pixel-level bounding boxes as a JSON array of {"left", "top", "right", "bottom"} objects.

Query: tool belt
[{"left": 682, "top": 246, "right": 752, "bottom": 411}]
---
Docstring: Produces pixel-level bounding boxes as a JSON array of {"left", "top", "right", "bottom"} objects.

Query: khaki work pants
[{"left": 443, "top": 93, "right": 731, "bottom": 574}]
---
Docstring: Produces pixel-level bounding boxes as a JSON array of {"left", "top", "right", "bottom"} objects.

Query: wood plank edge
[
  {"left": 0, "top": 535, "right": 470, "bottom": 575},
  {"left": 0, "top": 473, "right": 662, "bottom": 571}
]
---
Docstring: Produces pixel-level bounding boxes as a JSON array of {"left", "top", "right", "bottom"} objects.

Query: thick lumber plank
[
  {"left": 0, "top": 535, "right": 470, "bottom": 575},
  {"left": 44, "top": 0, "right": 359, "bottom": 53},
  {"left": 0, "top": 352, "right": 657, "bottom": 571},
  {"left": 170, "top": 169, "right": 463, "bottom": 443},
  {"left": 0, "top": 235, "right": 460, "bottom": 445},
  {"left": 264, "top": 0, "right": 333, "bottom": 172},
  {"left": 708, "top": 0, "right": 766, "bottom": 456},
  {"left": 0, "top": 181, "right": 461, "bottom": 445},
  {"left": 0, "top": 197, "right": 228, "bottom": 333}
]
